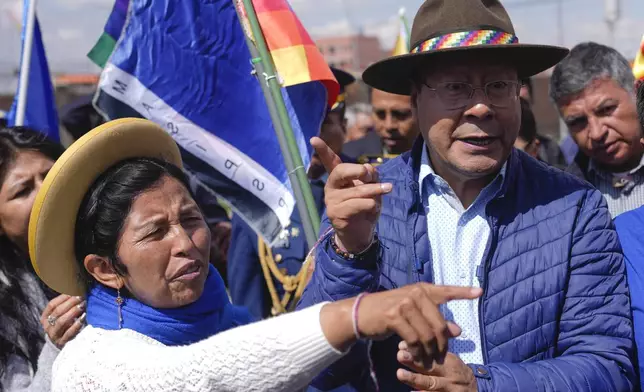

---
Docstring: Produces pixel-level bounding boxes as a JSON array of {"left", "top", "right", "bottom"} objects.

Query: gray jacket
[{"left": 1, "top": 272, "right": 60, "bottom": 392}]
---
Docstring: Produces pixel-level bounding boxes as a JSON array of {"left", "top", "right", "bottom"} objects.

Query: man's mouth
[
  {"left": 595, "top": 141, "right": 619, "bottom": 156},
  {"left": 460, "top": 137, "right": 497, "bottom": 147}
]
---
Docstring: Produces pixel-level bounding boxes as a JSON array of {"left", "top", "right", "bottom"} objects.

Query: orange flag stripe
[{"left": 251, "top": 0, "right": 339, "bottom": 107}]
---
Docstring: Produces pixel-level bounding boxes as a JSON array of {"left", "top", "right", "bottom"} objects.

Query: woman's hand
[
  {"left": 320, "top": 283, "right": 482, "bottom": 367},
  {"left": 397, "top": 341, "right": 477, "bottom": 391},
  {"left": 40, "top": 294, "right": 86, "bottom": 349}
]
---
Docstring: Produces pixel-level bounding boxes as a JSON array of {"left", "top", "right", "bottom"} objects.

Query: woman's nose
[{"left": 171, "top": 226, "right": 195, "bottom": 257}]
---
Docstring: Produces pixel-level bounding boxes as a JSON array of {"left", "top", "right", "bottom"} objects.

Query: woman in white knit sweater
[{"left": 29, "top": 119, "right": 480, "bottom": 391}]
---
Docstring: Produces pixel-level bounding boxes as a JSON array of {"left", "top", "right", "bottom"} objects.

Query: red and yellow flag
[
  {"left": 237, "top": 0, "right": 339, "bottom": 108},
  {"left": 634, "top": 34, "right": 644, "bottom": 81}
]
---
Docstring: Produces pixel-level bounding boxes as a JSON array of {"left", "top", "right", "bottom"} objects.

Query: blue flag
[
  {"left": 8, "top": 1, "right": 59, "bottom": 141},
  {"left": 94, "top": 0, "right": 331, "bottom": 245}
]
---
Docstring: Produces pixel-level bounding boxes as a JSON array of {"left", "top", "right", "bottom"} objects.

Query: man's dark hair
[
  {"left": 550, "top": 42, "right": 635, "bottom": 103},
  {"left": 75, "top": 158, "right": 192, "bottom": 287},
  {"left": 521, "top": 77, "right": 533, "bottom": 101},
  {"left": 519, "top": 98, "right": 537, "bottom": 143}
]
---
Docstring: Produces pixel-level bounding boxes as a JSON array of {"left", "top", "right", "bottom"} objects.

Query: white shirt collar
[{"left": 418, "top": 145, "right": 507, "bottom": 211}]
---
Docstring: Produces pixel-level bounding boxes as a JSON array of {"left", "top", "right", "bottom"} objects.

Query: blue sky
[{"left": 0, "top": 0, "right": 642, "bottom": 73}]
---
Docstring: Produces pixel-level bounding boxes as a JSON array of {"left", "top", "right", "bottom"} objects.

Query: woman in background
[{"left": 0, "top": 127, "right": 83, "bottom": 391}]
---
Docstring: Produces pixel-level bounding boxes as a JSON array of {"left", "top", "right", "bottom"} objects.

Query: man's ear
[
  {"left": 84, "top": 254, "right": 123, "bottom": 290},
  {"left": 410, "top": 85, "right": 419, "bottom": 117}
]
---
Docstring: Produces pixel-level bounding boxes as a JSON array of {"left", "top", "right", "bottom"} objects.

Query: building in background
[{"left": 316, "top": 34, "right": 384, "bottom": 74}]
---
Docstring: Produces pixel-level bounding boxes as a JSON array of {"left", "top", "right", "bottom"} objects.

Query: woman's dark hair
[
  {"left": 75, "top": 158, "right": 191, "bottom": 286},
  {"left": 0, "top": 127, "right": 64, "bottom": 383}
]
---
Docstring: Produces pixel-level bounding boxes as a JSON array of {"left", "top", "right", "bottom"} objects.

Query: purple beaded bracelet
[{"left": 351, "top": 293, "right": 368, "bottom": 340}]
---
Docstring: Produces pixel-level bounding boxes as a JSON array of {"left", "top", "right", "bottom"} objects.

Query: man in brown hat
[{"left": 298, "top": 0, "right": 636, "bottom": 391}]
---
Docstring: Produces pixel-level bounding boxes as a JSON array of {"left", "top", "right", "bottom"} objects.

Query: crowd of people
[{"left": 1, "top": 0, "right": 644, "bottom": 390}]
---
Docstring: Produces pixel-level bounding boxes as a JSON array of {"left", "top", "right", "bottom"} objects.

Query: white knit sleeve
[{"left": 52, "top": 302, "right": 345, "bottom": 392}]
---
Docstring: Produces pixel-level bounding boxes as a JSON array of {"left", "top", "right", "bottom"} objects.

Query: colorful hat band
[{"left": 411, "top": 29, "right": 519, "bottom": 53}]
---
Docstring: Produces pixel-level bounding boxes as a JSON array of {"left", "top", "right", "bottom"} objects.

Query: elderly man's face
[
  {"left": 413, "top": 59, "right": 520, "bottom": 180},
  {"left": 558, "top": 79, "right": 642, "bottom": 170}
]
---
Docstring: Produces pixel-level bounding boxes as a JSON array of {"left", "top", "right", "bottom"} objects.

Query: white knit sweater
[{"left": 52, "top": 303, "right": 344, "bottom": 391}]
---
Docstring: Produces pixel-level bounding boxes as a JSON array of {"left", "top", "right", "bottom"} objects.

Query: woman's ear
[{"left": 84, "top": 254, "right": 122, "bottom": 290}]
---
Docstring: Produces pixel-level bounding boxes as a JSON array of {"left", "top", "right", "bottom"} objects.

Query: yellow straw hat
[{"left": 28, "top": 118, "right": 182, "bottom": 296}]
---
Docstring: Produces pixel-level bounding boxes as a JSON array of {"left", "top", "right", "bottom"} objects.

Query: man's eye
[
  {"left": 489, "top": 81, "right": 509, "bottom": 90},
  {"left": 445, "top": 83, "right": 466, "bottom": 92},
  {"left": 566, "top": 118, "right": 588, "bottom": 131},
  {"left": 597, "top": 105, "right": 616, "bottom": 117}
]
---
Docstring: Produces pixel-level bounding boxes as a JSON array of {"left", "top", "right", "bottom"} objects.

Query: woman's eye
[
  {"left": 145, "top": 228, "right": 164, "bottom": 239},
  {"left": 13, "top": 187, "right": 30, "bottom": 199}
]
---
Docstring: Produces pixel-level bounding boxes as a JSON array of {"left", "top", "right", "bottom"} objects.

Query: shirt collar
[
  {"left": 418, "top": 145, "right": 507, "bottom": 209},
  {"left": 587, "top": 154, "right": 644, "bottom": 192}
]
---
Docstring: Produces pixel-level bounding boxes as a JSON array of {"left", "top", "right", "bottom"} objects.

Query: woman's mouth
[{"left": 172, "top": 262, "right": 203, "bottom": 281}]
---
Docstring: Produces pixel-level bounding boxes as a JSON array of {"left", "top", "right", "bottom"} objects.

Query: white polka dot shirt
[{"left": 418, "top": 146, "right": 506, "bottom": 365}]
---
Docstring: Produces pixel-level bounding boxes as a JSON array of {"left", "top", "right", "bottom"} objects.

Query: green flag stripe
[{"left": 87, "top": 33, "right": 117, "bottom": 69}]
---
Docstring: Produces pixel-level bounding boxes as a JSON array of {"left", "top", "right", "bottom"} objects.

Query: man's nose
[
  {"left": 588, "top": 117, "right": 608, "bottom": 144},
  {"left": 463, "top": 88, "right": 494, "bottom": 119},
  {"left": 384, "top": 112, "right": 396, "bottom": 130}
]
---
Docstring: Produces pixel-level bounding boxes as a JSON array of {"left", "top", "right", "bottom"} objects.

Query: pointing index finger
[
  {"left": 426, "top": 285, "right": 483, "bottom": 304},
  {"left": 311, "top": 137, "right": 341, "bottom": 174}
]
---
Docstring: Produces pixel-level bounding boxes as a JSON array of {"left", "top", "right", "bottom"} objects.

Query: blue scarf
[{"left": 87, "top": 265, "right": 254, "bottom": 346}]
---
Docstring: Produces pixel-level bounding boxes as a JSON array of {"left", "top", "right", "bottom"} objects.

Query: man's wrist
[{"left": 332, "top": 233, "right": 378, "bottom": 259}]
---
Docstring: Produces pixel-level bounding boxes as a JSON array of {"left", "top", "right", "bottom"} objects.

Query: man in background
[
  {"left": 344, "top": 103, "right": 373, "bottom": 142},
  {"left": 514, "top": 98, "right": 540, "bottom": 159},
  {"left": 520, "top": 77, "right": 567, "bottom": 168},
  {"left": 342, "top": 88, "right": 419, "bottom": 166},
  {"left": 551, "top": 42, "right": 644, "bottom": 217},
  {"left": 613, "top": 80, "right": 644, "bottom": 392}
]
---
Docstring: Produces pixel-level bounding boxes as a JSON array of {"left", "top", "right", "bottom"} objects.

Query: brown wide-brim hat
[
  {"left": 28, "top": 118, "right": 183, "bottom": 296},
  {"left": 363, "top": 0, "right": 570, "bottom": 95}
]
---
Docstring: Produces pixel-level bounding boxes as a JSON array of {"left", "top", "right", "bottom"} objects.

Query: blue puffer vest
[{"left": 299, "top": 138, "right": 636, "bottom": 391}]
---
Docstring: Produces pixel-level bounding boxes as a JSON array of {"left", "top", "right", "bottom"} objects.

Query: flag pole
[
  {"left": 15, "top": 0, "right": 39, "bottom": 126},
  {"left": 234, "top": 0, "right": 321, "bottom": 249},
  {"left": 399, "top": 7, "right": 411, "bottom": 47}
]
